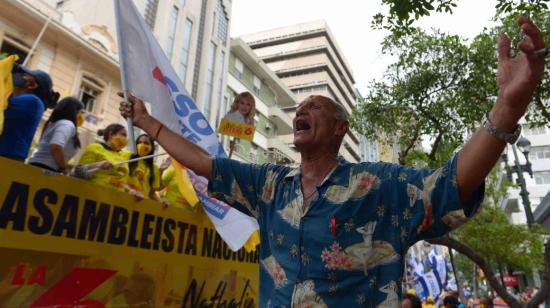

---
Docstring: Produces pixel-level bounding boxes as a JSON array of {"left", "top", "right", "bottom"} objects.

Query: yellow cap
[{"left": 407, "top": 289, "right": 416, "bottom": 295}]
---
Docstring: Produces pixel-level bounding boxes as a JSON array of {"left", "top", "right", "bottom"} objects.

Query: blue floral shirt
[{"left": 208, "top": 155, "right": 484, "bottom": 307}]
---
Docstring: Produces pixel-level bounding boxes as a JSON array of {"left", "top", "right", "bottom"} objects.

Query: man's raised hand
[
  {"left": 495, "top": 16, "right": 546, "bottom": 123},
  {"left": 118, "top": 92, "right": 150, "bottom": 128}
]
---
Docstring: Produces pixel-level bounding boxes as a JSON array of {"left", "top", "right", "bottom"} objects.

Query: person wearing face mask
[
  {"left": 126, "top": 134, "right": 166, "bottom": 206},
  {"left": 0, "top": 64, "right": 58, "bottom": 161},
  {"left": 28, "top": 97, "right": 85, "bottom": 173},
  {"left": 77, "top": 123, "right": 134, "bottom": 194}
]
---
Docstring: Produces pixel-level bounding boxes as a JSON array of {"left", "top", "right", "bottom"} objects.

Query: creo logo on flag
[
  {"left": 150, "top": 67, "right": 230, "bottom": 220},
  {"left": 151, "top": 67, "right": 219, "bottom": 154}
]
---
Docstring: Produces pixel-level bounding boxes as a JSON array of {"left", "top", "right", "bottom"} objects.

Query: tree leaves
[
  {"left": 375, "top": 0, "right": 549, "bottom": 34},
  {"left": 353, "top": 10, "right": 550, "bottom": 167},
  {"left": 351, "top": 28, "right": 483, "bottom": 166}
]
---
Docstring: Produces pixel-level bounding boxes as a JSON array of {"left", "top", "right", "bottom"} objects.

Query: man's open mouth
[{"left": 295, "top": 119, "right": 311, "bottom": 132}]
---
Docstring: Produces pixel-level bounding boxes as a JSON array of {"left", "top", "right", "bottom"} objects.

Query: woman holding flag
[{"left": 76, "top": 123, "right": 142, "bottom": 199}]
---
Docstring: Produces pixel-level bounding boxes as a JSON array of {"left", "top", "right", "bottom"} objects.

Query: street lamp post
[
  {"left": 501, "top": 136, "right": 535, "bottom": 228},
  {"left": 501, "top": 136, "right": 543, "bottom": 297}
]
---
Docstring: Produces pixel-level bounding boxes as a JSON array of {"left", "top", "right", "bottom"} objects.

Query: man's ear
[{"left": 335, "top": 121, "right": 349, "bottom": 137}]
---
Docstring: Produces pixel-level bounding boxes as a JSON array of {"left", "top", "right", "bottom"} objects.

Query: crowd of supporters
[{"left": 0, "top": 63, "right": 189, "bottom": 210}]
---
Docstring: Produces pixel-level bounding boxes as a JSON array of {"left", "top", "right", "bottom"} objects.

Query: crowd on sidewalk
[{"left": 401, "top": 285, "right": 547, "bottom": 308}]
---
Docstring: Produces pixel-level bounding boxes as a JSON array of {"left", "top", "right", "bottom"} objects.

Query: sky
[{"left": 230, "top": 0, "right": 498, "bottom": 95}]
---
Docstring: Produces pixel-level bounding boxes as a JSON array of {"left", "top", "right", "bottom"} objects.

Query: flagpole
[
  {"left": 112, "top": 152, "right": 167, "bottom": 166},
  {"left": 114, "top": 0, "right": 136, "bottom": 154},
  {"left": 448, "top": 248, "right": 464, "bottom": 302},
  {"left": 22, "top": 16, "right": 52, "bottom": 66}
]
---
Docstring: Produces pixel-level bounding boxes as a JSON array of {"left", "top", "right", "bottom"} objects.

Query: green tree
[
  {"left": 352, "top": 13, "right": 550, "bottom": 307},
  {"left": 373, "top": 0, "right": 549, "bottom": 35},
  {"left": 351, "top": 28, "right": 487, "bottom": 166}
]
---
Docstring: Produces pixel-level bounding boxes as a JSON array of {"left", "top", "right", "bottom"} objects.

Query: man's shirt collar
[{"left": 283, "top": 157, "right": 351, "bottom": 187}]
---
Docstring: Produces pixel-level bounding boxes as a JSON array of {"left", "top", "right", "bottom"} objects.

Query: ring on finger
[{"left": 534, "top": 46, "right": 549, "bottom": 58}]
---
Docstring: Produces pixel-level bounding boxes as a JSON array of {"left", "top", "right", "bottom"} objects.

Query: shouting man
[{"left": 120, "top": 17, "right": 546, "bottom": 307}]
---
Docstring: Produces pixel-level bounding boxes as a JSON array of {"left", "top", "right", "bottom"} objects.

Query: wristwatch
[{"left": 481, "top": 112, "right": 522, "bottom": 144}]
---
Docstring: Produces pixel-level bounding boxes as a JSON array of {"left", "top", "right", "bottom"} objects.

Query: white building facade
[
  {"left": 48, "top": 0, "right": 232, "bottom": 126},
  {"left": 501, "top": 123, "right": 550, "bottom": 226}
]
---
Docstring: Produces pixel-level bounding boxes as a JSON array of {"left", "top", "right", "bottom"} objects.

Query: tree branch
[
  {"left": 526, "top": 240, "right": 550, "bottom": 308},
  {"left": 428, "top": 131, "right": 443, "bottom": 163},
  {"left": 417, "top": 76, "right": 459, "bottom": 104},
  {"left": 428, "top": 236, "right": 522, "bottom": 308},
  {"left": 399, "top": 127, "right": 421, "bottom": 165}
]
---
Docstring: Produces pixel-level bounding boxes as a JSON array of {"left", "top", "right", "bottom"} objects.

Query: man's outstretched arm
[
  {"left": 457, "top": 17, "right": 546, "bottom": 202},
  {"left": 119, "top": 93, "right": 214, "bottom": 180}
]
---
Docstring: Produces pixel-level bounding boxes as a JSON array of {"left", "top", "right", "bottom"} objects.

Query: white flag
[
  {"left": 429, "top": 246, "right": 448, "bottom": 288},
  {"left": 115, "top": 0, "right": 259, "bottom": 251},
  {"left": 417, "top": 271, "right": 442, "bottom": 300}
]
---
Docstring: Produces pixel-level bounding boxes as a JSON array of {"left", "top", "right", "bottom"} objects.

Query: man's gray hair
[
  {"left": 327, "top": 98, "right": 349, "bottom": 122},
  {"left": 303, "top": 95, "right": 349, "bottom": 122}
]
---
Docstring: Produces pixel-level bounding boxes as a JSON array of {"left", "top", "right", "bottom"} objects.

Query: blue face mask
[{"left": 12, "top": 73, "right": 28, "bottom": 88}]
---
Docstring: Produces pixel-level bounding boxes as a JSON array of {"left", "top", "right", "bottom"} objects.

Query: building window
[
  {"left": 144, "top": 0, "right": 160, "bottom": 30},
  {"left": 202, "top": 42, "right": 217, "bottom": 118},
  {"left": 216, "top": 94, "right": 228, "bottom": 132},
  {"left": 534, "top": 171, "right": 550, "bottom": 185},
  {"left": 529, "top": 146, "right": 550, "bottom": 160},
  {"left": 291, "top": 84, "right": 328, "bottom": 94},
  {"left": 253, "top": 75, "right": 262, "bottom": 94},
  {"left": 219, "top": 95, "right": 229, "bottom": 144},
  {"left": 235, "top": 58, "right": 243, "bottom": 79},
  {"left": 78, "top": 75, "right": 104, "bottom": 126},
  {"left": 523, "top": 125, "right": 547, "bottom": 135},
  {"left": 215, "top": 51, "right": 226, "bottom": 127},
  {"left": 211, "top": 11, "right": 217, "bottom": 37},
  {"left": 166, "top": 6, "right": 179, "bottom": 60},
  {"left": 178, "top": 18, "right": 193, "bottom": 84},
  {"left": 0, "top": 35, "right": 30, "bottom": 64},
  {"left": 215, "top": 0, "right": 228, "bottom": 44}
]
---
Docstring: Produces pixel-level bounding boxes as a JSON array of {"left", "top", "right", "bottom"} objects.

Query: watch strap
[{"left": 481, "top": 112, "right": 521, "bottom": 144}]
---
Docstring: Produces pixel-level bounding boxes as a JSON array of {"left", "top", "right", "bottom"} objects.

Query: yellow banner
[
  {"left": 0, "top": 158, "right": 259, "bottom": 307},
  {"left": 217, "top": 119, "right": 256, "bottom": 141}
]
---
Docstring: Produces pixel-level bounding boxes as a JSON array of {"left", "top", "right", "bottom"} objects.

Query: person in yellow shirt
[
  {"left": 159, "top": 158, "right": 194, "bottom": 210},
  {"left": 423, "top": 296, "right": 437, "bottom": 308},
  {"left": 126, "top": 134, "right": 167, "bottom": 207},
  {"left": 77, "top": 123, "right": 141, "bottom": 198}
]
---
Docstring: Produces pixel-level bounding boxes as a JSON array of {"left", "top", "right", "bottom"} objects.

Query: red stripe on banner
[{"left": 30, "top": 268, "right": 117, "bottom": 308}]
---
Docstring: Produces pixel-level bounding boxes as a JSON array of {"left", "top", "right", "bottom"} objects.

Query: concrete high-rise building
[
  {"left": 240, "top": 20, "right": 363, "bottom": 162},
  {"left": 45, "top": 0, "right": 231, "bottom": 126},
  {"left": 224, "top": 38, "right": 297, "bottom": 165}
]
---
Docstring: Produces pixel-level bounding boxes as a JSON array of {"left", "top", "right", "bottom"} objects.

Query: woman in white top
[
  {"left": 29, "top": 97, "right": 85, "bottom": 173},
  {"left": 223, "top": 91, "right": 256, "bottom": 125}
]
